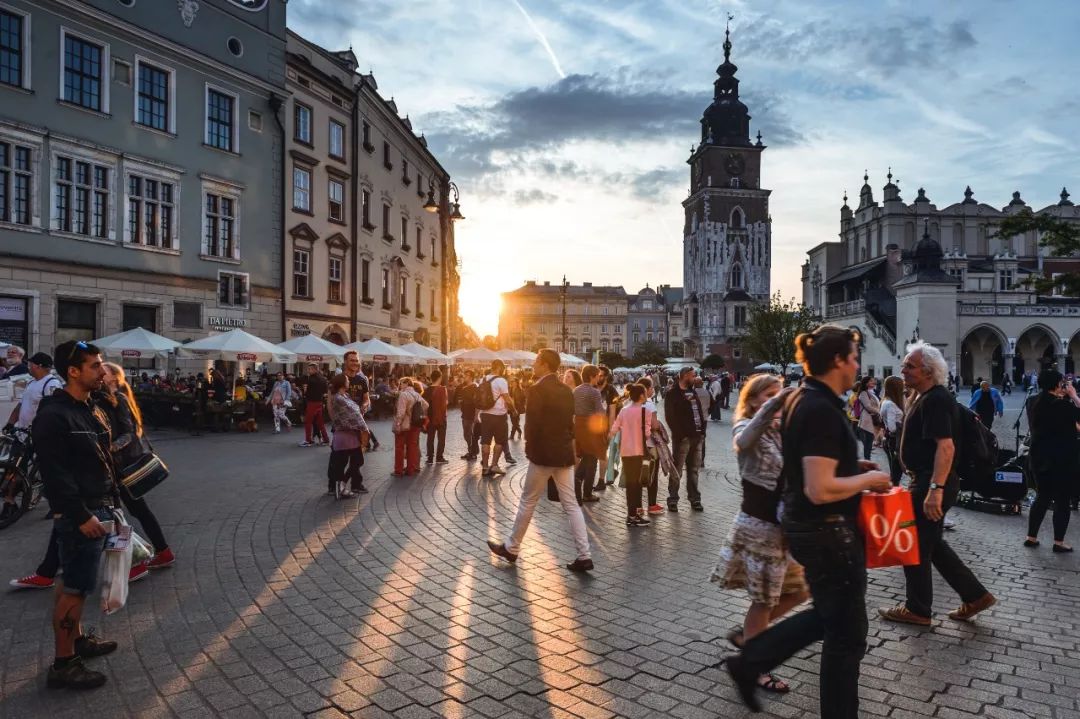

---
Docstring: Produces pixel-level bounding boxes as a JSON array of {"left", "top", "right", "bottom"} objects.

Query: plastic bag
[
  {"left": 131, "top": 532, "right": 154, "bottom": 565},
  {"left": 101, "top": 511, "right": 133, "bottom": 615},
  {"left": 857, "top": 487, "right": 921, "bottom": 569}
]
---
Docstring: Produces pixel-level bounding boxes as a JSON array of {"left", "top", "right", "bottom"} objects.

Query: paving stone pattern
[{"left": 0, "top": 392, "right": 1077, "bottom": 718}]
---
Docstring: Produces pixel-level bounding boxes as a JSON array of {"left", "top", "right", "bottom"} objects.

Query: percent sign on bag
[
  {"left": 859, "top": 489, "right": 921, "bottom": 568},
  {"left": 868, "top": 510, "right": 916, "bottom": 557}
]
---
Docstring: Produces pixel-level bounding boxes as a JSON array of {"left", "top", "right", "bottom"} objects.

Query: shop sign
[
  {"left": 209, "top": 316, "right": 247, "bottom": 331},
  {"left": 290, "top": 322, "right": 312, "bottom": 338},
  {"left": 121, "top": 350, "right": 143, "bottom": 358},
  {"left": 0, "top": 298, "right": 26, "bottom": 321},
  {"left": 236, "top": 352, "right": 258, "bottom": 361}
]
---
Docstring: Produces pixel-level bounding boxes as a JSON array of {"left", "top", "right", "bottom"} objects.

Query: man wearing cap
[
  {"left": 5, "top": 352, "right": 62, "bottom": 431},
  {"left": 663, "top": 366, "right": 708, "bottom": 512}
]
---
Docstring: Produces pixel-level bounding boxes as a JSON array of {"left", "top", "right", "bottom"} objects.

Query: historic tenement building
[
  {"left": 0, "top": 0, "right": 287, "bottom": 364},
  {"left": 802, "top": 176, "right": 1080, "bottom": 384},
  {"left": 499, "top": 282, "right": 628, "bottom": 356},
  {"left": 682, "top": 26, "right": 771, "bottom": 370}
]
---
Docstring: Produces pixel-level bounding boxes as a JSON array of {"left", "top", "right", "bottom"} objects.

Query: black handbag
[
  {"left": 547, "top": 476, "right": 560, "bottom": 501},
  {"left": 119, "top": 438, "right": 169, "bottom": 499}
]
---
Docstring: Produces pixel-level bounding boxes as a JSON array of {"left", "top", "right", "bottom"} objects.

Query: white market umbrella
[
  {"left": 343, "top": 338, "right": 416, "bottom": 363},
  {"left": 277, "top": 334, "right": 347, "bottom": 365},
  {"left": 559, "top": 352, "right": 586, "bottom": 368},
  {"left": 449, "top": 347, "right": 500, "bottom": 365},
  {"left": 179, "top": 329, "right": 296, "bottom": 364},
  {"left": 495, "top": 348, "right": 535, "bottom": 368},
  {"left": 754, "top": 362, "right": 780, "bottom": 372},
  {"left": 92, "top": 327, "right": 181, "bottom": 359},
  {"left": 399, "top": 342, "right": 451, "bottom": 366}
]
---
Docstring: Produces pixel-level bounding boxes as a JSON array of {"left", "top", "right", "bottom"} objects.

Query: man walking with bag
[
  {"left": 486, "top": 349, "right": 593, "bottom": 572},
  {"left": 664, "top": 366, "right": 708, "bottom": 511},
  {"left": 33, "top": 340, "right": 119, "bottom": 689},
  {"left": 878, "top": 341, "right": 996, "bottom": 626}
]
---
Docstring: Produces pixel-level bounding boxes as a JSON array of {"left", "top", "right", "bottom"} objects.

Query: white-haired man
[{"left": 879, "top": 341, "right": 996, "bottom": 627}]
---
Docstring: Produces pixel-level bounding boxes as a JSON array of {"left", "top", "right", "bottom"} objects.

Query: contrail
[{"left": 510, "top": 0, "right": 567, "bottom": 79}]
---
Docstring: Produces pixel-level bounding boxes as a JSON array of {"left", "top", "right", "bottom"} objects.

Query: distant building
[
  {"left": 682, "top": 25, "right": 771, "bottom": 371},
  {"left": 802, "top": 175, "right": 1080, "bottom": 383},
  {"left": 658, "top": 284, "right": 686, "bottom": 357},
  {"left": 499, "top": 281, "right": 628, "bottom": 356},
  {"left": 626, "top": 285, "right": 670, "bottom": 357}
]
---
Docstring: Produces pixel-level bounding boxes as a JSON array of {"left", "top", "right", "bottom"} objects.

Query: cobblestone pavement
[{"left": 1, "top": 396, "right": 1078, "bottom": 719}]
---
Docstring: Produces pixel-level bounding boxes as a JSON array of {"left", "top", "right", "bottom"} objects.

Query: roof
[
  {"left": 660, "top": 286, "right": 684, "bottom": 305},
  {"left": 826, "top": 256, "right": 886, "bottom": 285},
  {"left": 505, "top": 283, "right": 628, "bottom": 299},
  {"left": 722, "top": 289, "right": 754, "bottom": 302}
]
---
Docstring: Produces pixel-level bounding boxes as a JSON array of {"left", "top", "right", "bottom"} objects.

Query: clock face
[{"left": 724, "top": 153, "right": 746, "bottom": 177}]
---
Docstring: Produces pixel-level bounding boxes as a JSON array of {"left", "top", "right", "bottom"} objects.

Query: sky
[{"left": 288, "top": 0, "right": 1080, "bottom": 338}]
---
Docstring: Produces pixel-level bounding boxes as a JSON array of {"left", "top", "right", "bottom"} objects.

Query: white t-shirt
[
  {"left": 17, "top": 374, "right": 63, "bottom": 429},
  {"left": 482, "top": 375, "right": 510, "bottom": 416}
]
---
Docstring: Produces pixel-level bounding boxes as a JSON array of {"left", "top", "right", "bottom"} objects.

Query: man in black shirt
[
  {"left": 663, "top": 367, "right": 708, "bottom": 511},
  {"left": 879, "top": 342, "right": 995, "bottom": 626},
  {"left": 728, "top": 325, "right": 891, "bottom": 717},
  {"left": 458, "top": 371, "right": 480, "bottom": 460},
  {"left": 299, "top": 363, "right": 329, "bottom": 447}
]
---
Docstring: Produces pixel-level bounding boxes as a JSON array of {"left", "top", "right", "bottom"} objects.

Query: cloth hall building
[{"left": 802, "top": 175, "right": 1080, "bottom": 385}]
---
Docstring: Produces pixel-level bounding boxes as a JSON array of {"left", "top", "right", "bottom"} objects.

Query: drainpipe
[
  {"left": 269, "top": 93, "right": 286, "bottom": 342},
  {"left": 349, "top": 83, "right": 359, "bottom": 342}
]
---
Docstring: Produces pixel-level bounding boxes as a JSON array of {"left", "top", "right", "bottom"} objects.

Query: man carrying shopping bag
[{"left": 32, "top": 340, "right": 119, "bottom": 690}]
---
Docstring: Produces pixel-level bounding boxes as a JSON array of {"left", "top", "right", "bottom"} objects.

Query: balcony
[{"left": 825, "top": 299, "right": 865, "bottom": 319}]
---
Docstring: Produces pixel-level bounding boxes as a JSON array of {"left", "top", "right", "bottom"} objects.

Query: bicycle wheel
[{"left": 0, "top": 466, "right": 30, "bottom": 530}]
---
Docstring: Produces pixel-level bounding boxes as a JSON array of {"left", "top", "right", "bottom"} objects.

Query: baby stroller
[{"left": 956, "top": 423, "right": 1028, "bottom": 516}]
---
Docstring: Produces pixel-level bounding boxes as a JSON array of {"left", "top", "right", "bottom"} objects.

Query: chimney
[
  {"left": 525, "top": 280, "right": 536, "bottom": 286},
  {"left": 583, "top": 282, "right": 592, "bottom": 288},
  {"left": 543, "top": 281, "right": 550, "bottom": 286}
]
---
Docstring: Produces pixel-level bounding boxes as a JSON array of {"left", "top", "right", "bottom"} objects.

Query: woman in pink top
[{"left": 608, "top": 384, "right": 663, "bottom": 526}]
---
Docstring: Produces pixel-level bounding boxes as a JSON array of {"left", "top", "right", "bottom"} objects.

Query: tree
[
  {"left": 599, "top": 351, "right": 628, "bottom": 368},
  {"left": 632, "top": 340, "right": 668, "bottom": 366},
  {"left": 669, "top": 340, "right": 684, "bottom": 357},
  {"left": 701, "top": 354, "right": 725, "bottom": 370},
  {"left": 742, "top": 293, "right": 820, "bottom": 373},
  {"left": 994, "top": 210, "right": 1080, "bottom": 296}
]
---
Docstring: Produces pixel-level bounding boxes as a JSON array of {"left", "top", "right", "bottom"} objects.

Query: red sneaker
[
  {"left": 9, "top": 573, "right": 55, "bottom": 589},
  {"left": 147, "top": 547, "right": 175, "bottom": 569},
  {"left": 647, "top": 504, "right": 664, "bottom": 515},
  {"left": 129, "top": 562, "right": 149, "bottom": 583}
]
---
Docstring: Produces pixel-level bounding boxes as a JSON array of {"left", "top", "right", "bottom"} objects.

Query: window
[
  {"left": 361, "top": 258, "right": 372, "bottom": 302},
  {"left": 360, "top": 188, "right": 373, "bottom": 229},
  {"left": 1, "top": 9, "right": 26, "bottom": 89},
  {"left": 415, "top": 227, "right": 423, "bottom": 256},
  {"left": 734, "top": 306, "right": 747, "bottom": 328},
  {"left": 56, "top": 299, "right": 97, "bottom": 345},
  {"left": 173, "top": 301, "right": 201, "bottom": 329},
  {"left": 400, "top": 217, "right": 409, "bottom": 248},
  {"left": 203, "top": 192, "right": 237, "bottom": 258},
  {"left": 430, "top": 287, "right": 436, "bottom": 319},
  {"left": 383, "top": 141, "right": 392, "bottom": 170},
  {"left": 248, "top": 110, "right": 262, "bottom": 131},
  {"left": 292, "top": 248, "right": 310, "bottom": 297},
  {"left": 206, "top": 87, "right": 236, "bottom": 152},
  {"left": 293, "top": 102, "right": 311, "bottom": 144},
  {"left": 731, "top": 263, "right": 743, "bottom": 288},
  {"left": 328, "top": 179, "right": 343, "bottom": 221},
  {"left": 430, "top": 236, "right": 437, "bottom": 265},
  {"left": 998, "top": 268, "right": 1014, "bottom": 291},
  {"left": 601, "top": 324, "right": 607, "bottom": 333},
  {"left": 0, "top": 141, "right": 32, "bottom": 225},
  {"left": 292, "top": 166, "right": 310, "bottom": 211},
  {"left": 382, "top": 204, "right": 391, "bottom": 240},
  {"left": 381, "top": 268, "right": 390, "bottom": 307},
  {"left": 63, "top": 32, "right": 106, "bottom": 111},
  {"left": 136, "top": 60, "right": 171, "bottom": 131},
  {"left": 122, "top": 304, "right": 157, "bottom": 368},
  {"left": 55, "top": 156, "right": 109, "bottom": 238},
  {"left": 633, "top": 332, "right": 639, "bottom": 343},
  {"left": 218, "top": 271, "right": 248, "bottom": 308},
  {"left": 415, "top": 282, "right": 421, "bottom": 316},
  {"left": 329, "top": 257, "right": 342, "bottom": 302},
  {"left": 399, "top": 276, "right": 408, "bottom": 311},
  {"left": 402, "top": 157, "right": 410, "bottom": 185},
  {"left": 329, "top": 120, "right": 344, "bottom": 158},
  {"left": 362, "top": 121, "right": 373, "bottom": 152},
  {"left": 126, "top": 174, "right": 175, "bottom": 247}
]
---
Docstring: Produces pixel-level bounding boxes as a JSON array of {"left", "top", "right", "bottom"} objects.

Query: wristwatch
[{"left": 929, "top": 482, "right": 945, "bottom": 491}]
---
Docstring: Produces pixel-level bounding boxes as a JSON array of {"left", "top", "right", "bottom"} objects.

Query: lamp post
[
  {"left": 560, "top": 275, "right": 568, "bottom": 354},
  {"left": 424, "top": 180, "right": 464, "bottom": 352}
]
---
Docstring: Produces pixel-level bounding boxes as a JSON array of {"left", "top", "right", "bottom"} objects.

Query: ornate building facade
[
  {"left": 682, "top": 27, "right": 771, "bottom": 369},
  {"left": 803, "top": 175, "right": 1080, "bottom": 383},
  {"left": 498, "top": 281, "right": 628, "bottom": 356}
]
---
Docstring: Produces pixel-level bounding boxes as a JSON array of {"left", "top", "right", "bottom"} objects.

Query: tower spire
[{"left": 724, "top": 13, "right": 733, "bottom": 62}]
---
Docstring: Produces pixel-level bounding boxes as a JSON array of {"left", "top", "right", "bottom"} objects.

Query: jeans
[
  {"left": 574, "top": 454, "right": 598, "bottom": 501},
  {"left": 462, "top": 415, "right": 479, "bottom": 456},
  {"left": 857, "top": 427, "right": 874, "bottom": 461},
  {"left": 394, "top": 428, "right": 421, "bottom": 474},
  {"left": 668, "top": 436, "right": 703, "bottom": 505},
  {"left": 505, "top": 463, "right": 591, "bottom": 561},
  {"left": 304, "top": 401, "right": 329, "bottom": 443},
  {"left": 739, "top": 519, "right": 868, "bottom": 719},
  {"left": 1027, "top": 470, "right": 1073, "bottom": 542},
  {"left": 328, "top": 448, "right": 364, "bottom": 492},
  {"left": 426, "top": 423, "right": 446, "bottom": 461},
  {"left": 621, "top": 455, "right": 645, "bottom": 516},
  {"left": 904, "top": 479, "right": 988, "bottom": 617}
]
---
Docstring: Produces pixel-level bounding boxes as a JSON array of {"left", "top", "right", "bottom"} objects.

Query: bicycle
[{"left": 0, "top": 427, "right": 43, "bottom": 530}]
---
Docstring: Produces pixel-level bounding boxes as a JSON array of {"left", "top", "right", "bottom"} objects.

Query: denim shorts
[{"left": 55, "top": 507, "right": 112, "bottom": 596}]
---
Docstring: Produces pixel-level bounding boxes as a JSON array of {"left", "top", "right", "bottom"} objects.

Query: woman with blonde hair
[
  {"left": 99, "top": 364, "right": 175, "bottom": 577},
  {"left": 711, "top": 372, "right": 808, "bottom": 695},
  {"left": 392, "top": 376, "right": 427, "bottom": 476}
]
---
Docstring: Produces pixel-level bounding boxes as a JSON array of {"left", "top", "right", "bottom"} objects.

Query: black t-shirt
[
  {"left": 900, "top": 385, "right": 956, "bottom": 475},
  {"left": 347, "top": 374, "right": 369, "bottom": 405},
  {"left": 1028, "top": 393, "right": 1080, "bottom": 472},
  {"left": 304, "top": 375, "right": 328, "bottom": 403},
  {"left": 781, "top": 378, "right": 862, "bottom": 522}
]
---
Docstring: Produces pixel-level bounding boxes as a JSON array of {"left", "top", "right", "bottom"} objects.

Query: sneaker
[
  {"left": 505, "top": 457, "right": 517, "bottom": 465},
  {"left": 273, "top": 429, "right": 281, "bottom": 434},
  {"left": 129, "top": 563, "right": 149, "bottom": 583},
  {"left": 436, "top": 457, "right": 449, "bottom": 464},
  {"left": 668, "top": 504, "right": 679, "bottom": 513},
  {"left": 298, "top": 441, "right": 314, "bottom": 447},
  {"left": 580, "top": 495, "right": 599, "bottom": 503},
  {"left": 486, "top": 541, "right": 518, "bottom": 563},
  {"left": 626, "top": 516, "right": 650, "bottom": 526},
  {"left": 943, "top": 516, "right": 957, "bottom": 530},
  {"left": 877, "top": 603, "right": 931, "bottom": 626},
  {"left": 460, "top": 454, "right": 473, "bottom": 460},
  {"left": 147, "top": 548, "right": 175, "bottom": 569},
  {"left": 691, "top": 502, "right": 704, "bottom": 512},
  {"left": 74, "top": 631, "right": 118, "bottom": 659},
  {"left": 426, "top": 458, "right": 434, "bottom": 465},
  {"left": 47, "top": 657, "right": 107, "bottom": 690},
  {"left": 565, "top": 558, "right": 594, "bottom": 572},
  {"left": 490, "top": 466, "right": 506, "bottom": 477},
  {"left": 9, "top": 573, "right": 55, "bottom": 589},
  {"left": 948, "top": 593, "right": 996, "bottom": 621},
  {"left": 647, "top": 504, "right": 664, "bottom": 515}
]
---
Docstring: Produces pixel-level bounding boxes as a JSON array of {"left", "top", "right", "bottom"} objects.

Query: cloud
[{"left": 512, "top": 188, "right": 559, "bottom": 205}]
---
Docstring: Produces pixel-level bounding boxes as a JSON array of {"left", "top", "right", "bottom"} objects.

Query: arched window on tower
[
  {"left": 730, "top": 207, "right": 743, "bottom": 229},
  {"left": 730, "top": 263, "right": 743, "bottom": 289}
]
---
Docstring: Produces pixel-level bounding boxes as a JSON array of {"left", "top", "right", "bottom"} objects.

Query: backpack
[
  {"left": 410, "top": 395, "right": 427, "bottom": 426},
  {"left": 953, "top": 403, "right": 998, "bottom": 484},
  {"left": 476, "top": 376, "right": 497, "bottom": 411}
]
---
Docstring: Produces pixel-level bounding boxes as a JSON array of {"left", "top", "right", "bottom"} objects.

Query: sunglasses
[{"left": 66, "top": 340, "right": 89, "bottom": 361}]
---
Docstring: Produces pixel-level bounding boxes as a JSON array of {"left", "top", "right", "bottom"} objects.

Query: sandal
[
  {"left": 726, "top": 628, "right": 744, "bottom": 650},
  {"left": 757, "top": 673, "right": 790, "bottom": 694},
  {"left": 1023, "top": 539, "right": 1039, "bottom": 548}
]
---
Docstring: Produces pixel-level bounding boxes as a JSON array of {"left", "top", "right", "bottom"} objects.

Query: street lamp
[
  {"left": 423, "top": 179, "right": 465, "bottom": 354},
  {"left": 425, "top": 180, "right": 464, "bottom": 221}
]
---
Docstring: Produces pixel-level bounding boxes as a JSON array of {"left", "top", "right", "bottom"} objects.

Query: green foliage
[
  {"left": 742, "top": 293, "right": 820, "bottom": 372},
  {"left": 701, "top": 354, "right": 725, "bottom": 370},
  {"left": 632, "top": 340, "right": 668, "bottom": 366},
  {"left": 669, "top": 340, "right": 684, "bottom": 357},
  {"left": 599, "top": 351, "right": 628, "bottom": 368},
  {"left": 993, "top": 210, "right": 1080, "bottom": 296}
]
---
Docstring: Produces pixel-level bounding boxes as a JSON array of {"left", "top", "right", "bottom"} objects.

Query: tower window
[
  {"left": 730, "top": 208, "right": 743, "bottom": 229},
  {"left": 730, "top": 264, "right": 743, "bottom": 289}
]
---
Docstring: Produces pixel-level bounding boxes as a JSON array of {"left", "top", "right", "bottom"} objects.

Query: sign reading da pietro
[{"left": 208, "top": 316, "right": 247, "bottom": 331}]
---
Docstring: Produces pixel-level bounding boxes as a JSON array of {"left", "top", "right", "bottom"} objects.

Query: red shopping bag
[{"left": 857, "top": 487, "right": 921, "bottom": 569}]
